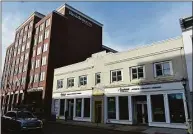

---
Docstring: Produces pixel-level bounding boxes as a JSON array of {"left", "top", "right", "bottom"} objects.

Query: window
[
  {"left": 26, "top": 41, "right": 30, "bottom": 49},
  {"left": 5, "top": 112, "right": 16, "bottom": 118},
  {"left": 15, "top": 41, "right": 18, "bottom": 48},
  {"left": 119, "top": 96, "right": 129, "bottom": 120},
  {"left": 31, "top": 61, "right": 34, "bottom": 70},
  {"left": 20, "top": 56, "right": 24, "bottom": 62},
  {"left": 40, "top": 72, "right": 45, "bottom": 81},
  {"left": 37, "top": 46, "right": 42, "bottom": 55},
  {"left": 84, "top": 98, "right": 90, "bottom": 117},
  {"left": 21, "top": 45, "right": 25, "bottom": 52},
  {"left": 34, "top": 74, "right": 39, "bottom": 83},
  {"left": 24, "top": 53, "right": 29, "bottom": 60},
  {"left": 151, "top": 95, "right": 166, "bottom": 122},
  {"left": 19, "top": 38, "right": 22, "bottom": 45},
  {"left": 20, "top": 29, "right": 23, "bottom": 36},
  {"left": 24, "top": 25, "right": 28, "bottom": 32},
  {"left": 76, "top": 99, "right": 82, "bottom": 117},
  {"left": 21, "top": 77, "right": 26, "bottom": 85},
  {"left": 79, "top": 75, "right": 87, "bottom": 86},
  {"left": 44, "top": 30, "right": 50, "bottom": 39},
  {"left": 17, "top": 48, "right": 20, "bottom": 55},
  {"left": 35, "top": 27, "right": 39, "bottom": 35},
  {"left": 23, "top": 35, "right": 27, "bottom": 42},
  {"left": 32, "top": 49, "right": 36, "bottom": 57},
  {"left": 29, "top": 21, "right": 33, "bottom": 28},
  {"left": 23, "top": 64, "right": 27, "bottom": 72},
  {"left": 57, "top": 79, "right": 63, "bottom": 89},
  {"left": 154, "top": 61, "right": 172, "bottom": 77},
  {"left": 46, "top": 18, "right": 50, "bottom": 27},
  {"left": 131, "top": 66, "right": 144, "bottom": 80},
  {"left": 14, "top": 50, "right": 17, "bottom": 57},
  {"left": 168, "top": 93, "right": 185, "bottom": 123},
  {"left": 27, "top": 31, "right": 31, "bottom": 38},
  {"left": 34, "top": 38, "right": 37, "bottom": 46},
  {"left": 60, "top": 99, "right": 65, "bottom": 116},
  {"left": 111, "top": 70, "right": 122, "bottom": 82},
  {"left": 29, "top": 75, "right": 34, "bottom": 83},
  {"left": 43, "top": 43, "right": 48, "bottom": 52},
  {"left": 95, "top": 73, "right": 101, "bottom": 84},
  {"left": 41, "top": 56, "right": 47, "bottom": 66},
  {"left": 67, "top": 78, "right": 74, "bottom": 87},
  {"left": 38, "top": 34, "right": 43, "bottom": 43},
  {"left": 35, "top": 59, "right": 40, "bottom": 68},
  {"left": 19, "top": 66, "right": 23, "bottom": 73},
  {"left": 40, "top": 23, "right": 44, "bottom": 31},
  {"left": 107, "top": 97, "right": 116, "bottom": 119}
]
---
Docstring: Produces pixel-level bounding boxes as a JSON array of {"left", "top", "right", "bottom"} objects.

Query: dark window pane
[
  {"left": 112, "top": 72, "right": 116, "bottom": 77},
  {"left": 119, "top": 96, "right": 129, "bottom": 120},
  {"left": 117, "top": 71, "right": 121, "bottom": 76},
  {"left": 156, "top": 64, "right": 162, "bottom": 70},
  {"left": 138, "top": 72, "right": 144, "bottom": 78},
  {"left": 156, "top": 70, "right": 163, "bottom": 76},
  {"left": 107, "top": 97, "right": 116, "bottom": 119},
  {"left": 117, "top": 75, "right": 122, "bottom": 81},
  {"left": 76, "top": 99, "right": 82, "bottom": 117},
  {"left": 138, "top": 67, "right": 143, "bottom": 73},
  {"left": 132, "top": 74, "right": 137, "bottom": 79},
  {"left": 168, "top": 93, "right": 185, "bottom": 123},
  {"left": 151, "top": 95, "right": 166, "bottom": 122},
  {"left": 112, "top": 77, "right": 116, "bottom": 82},
  {"left": 84, "top": 98, "right": 90, "bottom": 117},
  {"left": 60, "top": 99, "right": 65, "bottom": 116},
  {"left": 132, "top": 68, "right": 137, "bottom": 73}
]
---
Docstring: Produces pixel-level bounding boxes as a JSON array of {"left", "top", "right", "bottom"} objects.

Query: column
[
  {"left": 90, "top": 97, "right": 92, "bottom": 119},
  {"left": 104, "top": 96, "right": 107, "bottom": 123},
  {"left": 182, "top": 93, "right": 189, "bottom": 122},
  {"left": 58, "top": 99, "right": 60, "bottom": 117},
  {"left": 129, "top": 96, "right": 133, "bottom": 122},
  {"left": 164, "top": 94, "right": 170, "bottom": 123},
  {"left": 116, "top": 96, "right": 119, "bottom": 120},
  {"left": 147, "top": 95, "right": 152, "bottom": 123},
  {"left": 6, "top": 93, "right": 10, "bottom": 112},
  {"left": 81, "top": 98, "right": 85, "bottom": 118},
  {"left": 73, "top": 98, "right": 76, "bottom": 118}
]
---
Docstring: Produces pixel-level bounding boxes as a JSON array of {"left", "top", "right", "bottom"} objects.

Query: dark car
[{"left": 1, "top": 110, "right": 43, "bottom": 133}]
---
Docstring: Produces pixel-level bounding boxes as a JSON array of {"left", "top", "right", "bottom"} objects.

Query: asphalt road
[{"left": 2, "top": 122, "right": 142, "bottom": 134}]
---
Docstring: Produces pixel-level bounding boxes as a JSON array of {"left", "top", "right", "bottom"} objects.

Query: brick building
[{"left": 1, "top": 3, "right": 116, "bottom": 117}]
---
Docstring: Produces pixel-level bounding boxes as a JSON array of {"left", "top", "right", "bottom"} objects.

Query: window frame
[
  {"left": 95, "top": 72, "right": 101, "bottom": 85},
  {"left": 110, "top": 69, "right": 123, "bottom": 83},
  {"left": 130, "top": 65, "right": 145, "bottom": 80},
  {"left": 67, "top": 77, "right": 75, "bottom": 88},
  {"left": 154, "top": 61, "right": 173, "bottom": 77},
  {"left": 79, "top": 75, "right": 87, "bottom": 86},
  {"left": 57, "top": 79, "right": 63, "bottom": 89}
]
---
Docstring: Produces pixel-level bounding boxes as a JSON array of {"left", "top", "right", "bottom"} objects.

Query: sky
[{"left": 1, "top": 2, "right": 192, "bottom": 73}]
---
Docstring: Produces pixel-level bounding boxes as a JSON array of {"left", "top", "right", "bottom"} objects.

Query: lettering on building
[{"left": 69, "top": 11, "right": 92, "bottom": 27}]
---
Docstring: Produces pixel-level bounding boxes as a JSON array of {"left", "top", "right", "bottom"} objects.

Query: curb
[{"left": 47, "top": 121, "right": 145, "bottom": 134}]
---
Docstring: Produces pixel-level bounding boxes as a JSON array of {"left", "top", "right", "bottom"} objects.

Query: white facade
[{"left": 52, "top": 36, "right": 189, "bottom": 129}]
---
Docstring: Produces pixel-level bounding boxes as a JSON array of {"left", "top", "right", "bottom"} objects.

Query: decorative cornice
[{"left": 105, "top": 47, "right": 182, "bottom": 66}]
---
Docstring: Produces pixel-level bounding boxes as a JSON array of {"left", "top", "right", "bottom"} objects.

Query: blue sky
[{"left": 1, "top": 2, "right": 192, "bottom": 71}]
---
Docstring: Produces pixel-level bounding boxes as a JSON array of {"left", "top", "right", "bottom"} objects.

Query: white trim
[
  {"left": 149, "top": 122, "right": 187, "bottom": 129},
  {"left": 81, "top": 98, "right": 84, "bottom": 118},
  {"left": 164, "top": 94, "right": 170, "bottom": 123},
  {"left": 107, "top": 120, "right": 132, "bottom": 125},
  {"left": 128, "top": 96, "right": 133, "bottom": 122},
  {"left": 116, "top": 96, "right": 119, "bottom": 120},
  {"left": 73, "top": 117, "right": 91, "bottom": 122},
  {"left": 147, "top": 95, "right": 152, "bottom": 123},
  {"left": 182, "top": 93, "right": 189, "bottom": 123}
]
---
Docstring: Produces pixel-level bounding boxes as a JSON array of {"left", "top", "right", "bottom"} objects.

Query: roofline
[
  {"left": 102, "top": 45, "right": 118, "bottom": 53},
  {"left": 56, "top": 3, "right": 103, "bottom": 27},
  {"left": 16, "top": 11, "right": 45, "bottom": 32}
]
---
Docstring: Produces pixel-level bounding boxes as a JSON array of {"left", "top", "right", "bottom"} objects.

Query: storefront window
[
  {"left": 119, "top": 96, "right": 129, "bottom": 120},
  {"left": 76, "top": 99, "right": 82, "bottom": 117},
  {"left": 151, "top": 95, "right": 166, "bottom": 122},
  {"left": 107, "top": 97, "right": 116, "bottom": 119},
  {"left": 60, "top": 99, "right": 65, "bottom": 116},
  {"left": 168, "top": 93, "right": 185, "bottom": 123},
  {"left": 84, "top": 98, "right": 90, "bottom": 117}
]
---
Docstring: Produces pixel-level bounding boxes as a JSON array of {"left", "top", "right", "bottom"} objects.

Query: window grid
[{"left": 67, "top": 78, "right": 74, "bottom": 87}]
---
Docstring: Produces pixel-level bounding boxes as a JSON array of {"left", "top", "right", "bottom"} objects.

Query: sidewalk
[{"left": 49, "top": 119, "right": 187, "bottom": 134}]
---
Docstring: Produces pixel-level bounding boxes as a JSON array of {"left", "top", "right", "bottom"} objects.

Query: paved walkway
[{"left": 50, "top": 119, "right": 187, "bottom": 134}]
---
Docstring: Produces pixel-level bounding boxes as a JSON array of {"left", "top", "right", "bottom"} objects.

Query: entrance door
[
  {"left": 67, "top": 99, "right": 74, "bottom": 120},
  {"left": 136, "top": 103, "right": 148, "bottom": 124},
  {"left": 95, "top": 101, "right": 102, "bottom": 123}
]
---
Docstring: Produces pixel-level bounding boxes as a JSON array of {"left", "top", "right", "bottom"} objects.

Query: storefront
[
  {"left": 52, "top": 89, "right": 92, "bottom": 122},
  {"left": 52, "top": 82, "right": 188, "bottom": 129}
]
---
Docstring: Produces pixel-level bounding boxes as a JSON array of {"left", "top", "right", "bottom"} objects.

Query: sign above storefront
[
  {"left": 68, "top": 10, "right": 92, "bottom": 27},
  {"left": 61, "top": 92, "right": 82, "bottom": 96},
  {"left": 27, "top": 87, "right": 43, "bottom": 92}
]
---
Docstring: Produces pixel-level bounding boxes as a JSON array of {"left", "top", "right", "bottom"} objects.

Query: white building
[{"left": 52, "top": 36, "right": 189, "bottom": 129}]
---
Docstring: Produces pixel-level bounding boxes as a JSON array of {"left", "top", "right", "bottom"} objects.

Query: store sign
[
  {"left": 69, "top": 10, "right": 92, "bottom": 27},
  {"left": 27, "top": 88, "right": 43, "bottom": 92},
  {"left": 118, "top": 86, "right": 161, "bottom": 92},
  {"left": 61, "top": 92, "right": 82, "bottom": 96}
]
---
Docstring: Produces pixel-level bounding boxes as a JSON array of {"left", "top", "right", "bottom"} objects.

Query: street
[{"left": 2, "top": 122, "right": 142, "bottom": 134}]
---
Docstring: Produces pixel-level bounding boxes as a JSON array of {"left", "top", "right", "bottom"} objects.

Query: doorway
[
  {"left": 95, "top": 101, "right": 102, "bottom": 123},
  {"left": 134, "top": 96, "right": 148, "bottom": 124},
  {"left": 67, "top": 99, "right": 74, "bottom": 120}
]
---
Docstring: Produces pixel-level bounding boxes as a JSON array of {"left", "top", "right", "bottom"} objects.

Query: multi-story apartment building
[
  {"left": 1, "top": 4, "right": 116, "bottom": 117},
  {"left": 52, "top": 36, "right": 189, "bottom": 129}
]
